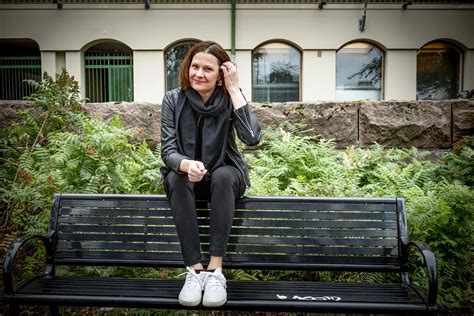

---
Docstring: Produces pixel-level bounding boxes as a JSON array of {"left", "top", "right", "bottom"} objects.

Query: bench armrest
[
  {"left": 407, "top": 241, "right": 437, "bottom": 305},
  {"left": 3, "top": 231, "right": 55, "bottom": 294}
]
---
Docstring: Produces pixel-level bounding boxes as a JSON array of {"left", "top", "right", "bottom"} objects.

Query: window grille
[
  {"left": 85, "top": 53, "right": 134, "bottom": 102},
  {"left": 0, "top": 53, "right": 41, "bottom": 100}
]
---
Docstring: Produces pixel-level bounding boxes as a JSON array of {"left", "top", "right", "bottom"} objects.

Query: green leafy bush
[
  {"left": 0, "top": 69, "right": 163, "bottom": 236},
  {"left": 246, "top": 127, "right": 473, "bottom": 311},
  {"left": 0, "top": 70, "right": 165, "bottom": 299},
  {"left": 440, "top": 136, "right": 474, "bottom": 187}
]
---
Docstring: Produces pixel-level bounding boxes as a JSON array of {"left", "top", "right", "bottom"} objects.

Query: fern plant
[
  {"left": 0, "top": 71, "right": 165, "bottom": 299},
  {"left": 246, "top": 126, "right": 473, "bottom": 311},
  {"left": 0, "top": 69, "right": 164, "bottom": 235}
]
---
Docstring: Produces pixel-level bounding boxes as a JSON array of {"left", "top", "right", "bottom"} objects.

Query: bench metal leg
[
  {"left": 7, "top": 304, "right": 19, "bottom": 316},
  {"left": 50, "top": 305, "right": 59, "bottom": 316}
]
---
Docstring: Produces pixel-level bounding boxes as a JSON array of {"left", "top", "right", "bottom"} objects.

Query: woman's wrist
[
  {"left": 179, "top": 159, "right": 190, "bottom": 173},
  {"left": 228, "top": 89, "right": 246, "bottom": 109},
  {"left": 226, "top": 86, "right": 239, "bottom": 94}
]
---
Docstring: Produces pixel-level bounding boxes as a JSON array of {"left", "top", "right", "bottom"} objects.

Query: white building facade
[{"left": 1, "top": 0, "right": 473, "bottom": 103}]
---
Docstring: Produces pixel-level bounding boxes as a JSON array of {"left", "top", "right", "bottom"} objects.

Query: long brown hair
[{"left": 179, "top": 41, "right": 230, "bottom": 89}]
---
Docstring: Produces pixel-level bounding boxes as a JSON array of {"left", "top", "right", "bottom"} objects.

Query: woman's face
[{"left": 189, "top": 52, "right": 222, "bottom": 98}]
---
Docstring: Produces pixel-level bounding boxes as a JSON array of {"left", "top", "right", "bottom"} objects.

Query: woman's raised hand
[
  {"left": 220, "top": 61, "right": 246, "bottom": 109},
  {"left": 220, "top": 61, "right": 239, "bottom": 93}
]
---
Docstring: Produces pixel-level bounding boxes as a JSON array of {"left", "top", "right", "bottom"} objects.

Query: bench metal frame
[{"left": 3, "top": 194, "right": 437, "bottom": 314}]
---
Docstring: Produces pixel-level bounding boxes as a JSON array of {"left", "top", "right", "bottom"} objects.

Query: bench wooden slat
[
  {"left": 58, "top": 216, "right": 175, "bottom": 225},
  {"left": 234, "top": 210, "right": 397, "bottom": 220},
  {"left": 54, "top": 250, "right": 182, "bottom": 261},
  {"left": 224, "top": 254, "right": 400, "bottom": 268},
  {"left": 57, "top": 233, "right": 179, "bottom": 242},
  {"left": 56, "top": 240, "right": 398, "bottom": 256},
  {"left": 59, "top": 194, "right": 396, "bottom": 210},
  {"left": 230, "top": 236, "right": 398, "bottom": 247},
  {"left": 228, "top": 245, "right": 398, "bottom": 256},
  {"left": 228, "top": 228, "right": 398, "bottom": 238},
  {"left": 57, "top": 216, "right": 398, "bottom": 229},
  {"left": 235, "top": 202, "right": 396, "bottom": 212},
  {"left": 60, "top": 208, "right": 170, "bottom": 216},
  {"left": 57, "top": 241, "right": 181, "bottom": 251},
  {"left": 57, "top": 233, "right": 398, "bottom": 247},
  {"left": 53, "top": 251, "right": 400, "bottom": 266},
  {"left": 58, "top": 224, "right": 398, "bottom": 238},
  {"left": 231, "top": 218, "right": 397, "bottom": 229},
  {"left": 60, "top": 208, "right": 397, "bottom": 221},
  {"left": 60, "top": 200, "right": 171, "bottom": 209},
  {"left": 58, "top": 224, "right": 178, "bottom": 234}
]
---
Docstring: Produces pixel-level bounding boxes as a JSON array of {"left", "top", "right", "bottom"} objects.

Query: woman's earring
[{"left": 217, "top": 80, "right": 223, "bottom": 86}]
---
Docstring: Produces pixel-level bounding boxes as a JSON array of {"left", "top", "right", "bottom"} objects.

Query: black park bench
[{"left": 3, "top": 193, "right": 437, "bottom": 315}]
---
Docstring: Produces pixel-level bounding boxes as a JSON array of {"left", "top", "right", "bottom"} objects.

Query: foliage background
[{"left": 0, "top": 71, "right": 472, "bottom": 313}]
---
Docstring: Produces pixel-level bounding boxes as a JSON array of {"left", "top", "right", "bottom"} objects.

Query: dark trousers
[{"left": 164, "top": 165, "right": 245, "bottom": 267}]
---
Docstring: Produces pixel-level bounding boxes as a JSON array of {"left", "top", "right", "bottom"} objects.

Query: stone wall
[
  {"left": 254, "top": 100, "right": 474, "bottom": 148},
  {"left": 1, "top": 100, "right": 473, "bottom": 149}
]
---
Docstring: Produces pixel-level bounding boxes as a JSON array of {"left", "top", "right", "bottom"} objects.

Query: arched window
[
  {"left": 0, "top": 39, "right": 41, "bottom": 100},
  {"left": 417, "top": 42, "right": 461, "bottom": 100},
  {"left": 165, "top": 40, "right": 200, "bottom": 92},
  {"left": 84, "top": 41, "right": 133, "bottom": 102},
  {"left": 252, "top": 42, "right": 301, "bottom": 102},
  {"left": 336, "top": 42, "right": 383, "bottom": 101}
]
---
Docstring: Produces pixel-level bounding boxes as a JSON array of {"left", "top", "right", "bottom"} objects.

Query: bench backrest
[{"left": 50, "top": 194, "right": 407, "bottom": 272}]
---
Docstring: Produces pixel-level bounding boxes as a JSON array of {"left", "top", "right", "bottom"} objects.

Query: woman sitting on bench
[{"left": 160, "top": 41, "right": 261, "bottom": 307}]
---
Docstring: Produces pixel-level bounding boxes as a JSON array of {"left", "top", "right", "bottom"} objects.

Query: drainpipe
[
  {"left": 359, "top": 0, "right": 368, "bottom": 32},
  {"left": 231, "top": 0, "right": 236, "bottom": 62}
]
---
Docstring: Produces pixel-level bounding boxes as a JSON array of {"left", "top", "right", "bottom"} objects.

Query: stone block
[
  {"left": 251, "top": 102, "right": 359, "bottom": 148},
  {"left": 452, "top": 100, "right": 474, "bottom": 143},
  {"left": 82, "top": 102, "right": 161, "bottom": 148},
  {"left": 0, "top": 101, "right": 33, "bottom": 131},
  {"left": 359, "top": 101, "right": 451, "bottom": 148}
]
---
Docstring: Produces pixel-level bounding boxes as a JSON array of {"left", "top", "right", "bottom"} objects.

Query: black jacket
[{"left": 160, "top": 88, "right": 261, "bottom": 187}]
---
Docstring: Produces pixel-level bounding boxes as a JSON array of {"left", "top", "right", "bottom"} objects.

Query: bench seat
[{"left": 9, "top": 276, "right": 429, "bottom": 313}]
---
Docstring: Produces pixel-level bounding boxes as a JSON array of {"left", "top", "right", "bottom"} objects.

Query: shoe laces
[
  {"left": 178, "top": 267, "right": 206, "bottom": 290},
  {"left": 205, "top": 270, "right": 227, "bottom": 291}
]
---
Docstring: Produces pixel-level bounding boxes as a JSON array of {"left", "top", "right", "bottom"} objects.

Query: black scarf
[{"left": 178, "top": 86, "right": 231, "bottom": 174}]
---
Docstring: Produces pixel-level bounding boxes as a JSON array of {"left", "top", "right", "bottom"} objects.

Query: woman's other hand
[{"left": 180, "top": 159, "right": 207, "bottom": 182}]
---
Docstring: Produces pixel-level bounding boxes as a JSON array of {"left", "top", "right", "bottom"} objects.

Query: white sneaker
[
  {"left": 202, "top": 267, "right": 227, "bottom": 307},
  {"left": 178, "top": 267, "right": 208, "bottom": 307}
]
